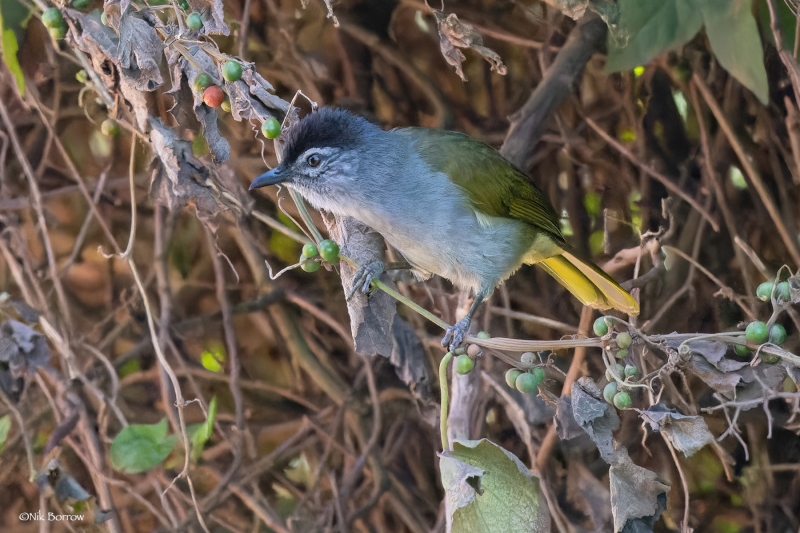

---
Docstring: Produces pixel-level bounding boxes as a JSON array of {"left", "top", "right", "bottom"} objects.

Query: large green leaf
[
  {"left": 605, "top": 0, "right": 703, "bottom": 72},
  {"left": 0, "top": 0, "right": 28, "bottom": 95},
  {"left": 440, "top": 439, "right": 549, "bottom": 533},
  {"left": 110, "top": 419, "right": 178, "bottom": 474},
  {"left": 700, "top": 0, "right": 769, "bottom": 104}
]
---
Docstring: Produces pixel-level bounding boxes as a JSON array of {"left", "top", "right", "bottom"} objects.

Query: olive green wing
[{"left": 407, "top": 128, "right": 565, "bottom": 243}]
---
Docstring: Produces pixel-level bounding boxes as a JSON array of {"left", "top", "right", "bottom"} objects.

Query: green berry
[
  {"left": 318, "top": 239, "right": 339, "bottom": 263},
  {"left": 605, "top": 363, "right": 625, "bottom": 382},
  {"left": 49, "top": 25, "right": 67, "bottom": 39},
  {"left": 603, "top": 382, "right": 618, "bottom": 404},
  {"left": 453, "top": 347, "right": 466, "bottom": 356},
  {"left": 100, "top": 12, "right": 108, "bottom": 25},
  {"left": 476, "top": 331, "right": 490, "bottom": 339},
  {"left": 178, "top": 0, "right": 189, "bottom": 9},
  {"left": 100, "top": 118, "right": 120, "bottom": 137},
  {"left": 193, "top": 72, "right": 213, "bottom": 92},
  {"left": 624, "top": 364, "right": 638, "bottom": 378},
  {"left": 72, "top": 0, "right": 90, "bottom": 8},
  {"left": 613, "top": 391, "right": 632, "bottom": 409},
  {"left": 186, "top": 12, "right": 203, "bottom": 30},
  {"left": 761, "top": 352, "right": 781, "bottom": 364},
  {"left": 222, "top": 60, "right": 243, "bottom": 82},
  {"left": 220, "top": 97, "right": 231, "bottom": 113},
  {"left": 530, "top": 367, "right": 545, "bottom": 387},
  {"left": 615, "top": 348, "right": 628, "bottom": 359},
  {"left": 455, "top": 354, "right": 474, "bottom": 375},
  {"left": 776, "top": 281, "right": 791, "bottom": 301},
  {"left": 616, "top": 332, "right": 632, "bottom": 349},
  {"left": 593, "top": 316, "right": 609, "bottom": 336},
  {"left": 769, "top": 324, "right": 787, "bottom": 345},
  {"left": 734, "top": 344, "right": 752, "bottom": 356},
  {"left": 302, "top": 243, "right": 318, "bottom": 258},
  {"left": 261, "top": 117, "right": 281, "bottom": 139},
  {"left": 42, "top": 7, "right": 63, "bottom": 28},
  {"left": 746, "top": 321, "right": 769, "bottom": 344},
  {"left": 505, "top": 369, "right": 522, "bottom": 388},
  {"left": 515, "top": 372, "right": 538, "bottom": 393},
  {"left": 756, "top": 282, "right": 774, "bottom": 301},
  {"left": 301, "top": 260, "right": 320, "bottom": 273},
  {"left": 520, "top": 352, "right": 536, "bottom": 365},
  {"left": 75, "top": 70, "right": 88, "bottom": 83}
]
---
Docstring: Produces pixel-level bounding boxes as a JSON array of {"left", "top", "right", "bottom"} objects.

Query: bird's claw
[
  {"left": 441, "top": 318, "right": 471, "bottom": 352},
  {"left": 346, "top": 260, "right": 384, "bottom": 299}
]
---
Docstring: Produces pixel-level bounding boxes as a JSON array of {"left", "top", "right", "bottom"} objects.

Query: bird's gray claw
[
  {"left": 346, "top": 260, "right": 384, "bottom": 300},
  {"left": 442, "top": 318, "right": 470, "bottom": 351}
]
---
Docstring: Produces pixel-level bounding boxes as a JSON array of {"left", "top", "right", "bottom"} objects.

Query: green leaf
[
  {"left": 110, "top": 419, "right": 178, "bottom": 473},
  {"left": 0, "top": 0, "right": 28, "bottom": 95},
  {"left": 188, "top": 396, "right": 216, "bottom": 461},
  {"left": 759, "top": 0, "right": 796, "bottom": 53},
  {"left": 0, "top": 415, "right": 11, "bottom": 454},
  {"left": 440, "top": 439, "right": 549, "bottom": 533},
  {"left": 606, "top": 0, "right": 703, "bottom": 72},
  {"left": 700, "top": 0, "right": 769, "bottom": 104}
]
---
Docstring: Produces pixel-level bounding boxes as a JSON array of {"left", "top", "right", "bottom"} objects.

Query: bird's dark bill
[{"left": 250, "top": 167, "right": 287, "bottom": 189}]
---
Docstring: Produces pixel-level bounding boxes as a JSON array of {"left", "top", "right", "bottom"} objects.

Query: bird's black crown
[{"left": 280, "top": 108, "right": 375, "bottom": 164}]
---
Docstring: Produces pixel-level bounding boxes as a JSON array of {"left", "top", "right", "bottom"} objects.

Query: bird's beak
[{"left": 250, "top": 167, "right": 289, "bottom": 190}]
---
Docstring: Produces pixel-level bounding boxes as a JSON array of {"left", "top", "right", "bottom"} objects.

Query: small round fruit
[
  {"left": 75, "top": 70, "right": 88, "bottom": 83},
  {"left": 203, "top": 85, "right": 225, "bottom": 107},
  {"left": 605, "top": 363, "right": 625, "bottom": 382},
  {"left": 593, "top": 316, "right": 609, "bottom": 336},
  {"left": 530, "top": 367, "right": 545, "bottom": 387},
  {"left": 193, "top": 72, "right": 213, "bottom": 92},
  {"left": 455, "top": 354, "right": 474, "bottom": 375},
  {"left": 453, "top": 347, "right": 466, "bottom": 356},
  {"left": 616, "top": 332, "right": 632, "bottom": 349},
  {"left": 476, "top": 331, "right": 490, "bottom": 339},
  {"left": 178, "top": 0, "right": 189, "bottom": 9},
  {"left": 505, "top": 369, "right": 522, "bottom": 388},
  {"left": 520, "top": 352, "right": 536, "bottom": 365},
  {"left": 49, "top": 25, "right": 67, "bottom": 39},
  {"left": 302, "top": 243, "right": 318, "bottom": 258},
  {"left": 613, "top": 391, "right": 632, "bottom": 409},
  {"left": 769, "top": 324, "right": 787, "bottom": 345},
  {"left": 761, "top": 352, "right": 780, "bottom": 364},
  {"left": 603, "top": 382, "right": 618, "bottom": 404},
  {"left": 42, "top": 7, "right": 63, "bottom": 28},
  {"left": 746, "top": 321, "right": 769, "bottom": 344},
  {"left": 222, "top": 60, "right": 243, "bottom": 82},
  {"left": 615, "top": 348, "right": 628, "bottom": 360},
  {"left": 734, "top": 344, "right": 753, "bottom": 356},
  {"left": 318, "top": 239, "right": 339, "bottom": 263},
  {"left": 220, "top": 97, "right": 231, "bottom": 113},
  {"left": 776, "top": 281, "right": 791, "bottom": 301},
  {"left": 301, "top": 260, "right": 320, "bottom": 273},
  {"left": 186, "top": 12, "right": 203, "bottom": 30},
  {"left": 261, "top": 117, "right": 281, "bottom": 139},
  {"left": 100, "top": 118, "right": 120, "bottom": 136},
  {"left": 100, "top": 12, "right": 108, "bottom": 25},
  {"left": 756, "top": 281, "right": 774, "bottom": 301},
  {"left": 72, "top": 0, "right": 90, "bottom": 8},
  {"left": 624, "top": 364, "right": 638, "bottom": 378},
  {"left": 515, "top": 372, "right": 539, "bottom": 393},
  {"left": 466, "top": 344, "right": 481, "bottom": 358}
]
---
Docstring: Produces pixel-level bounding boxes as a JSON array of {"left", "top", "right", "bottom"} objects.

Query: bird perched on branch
[{"left": 250, "top": 108, "right": 638, "bottom": 349}]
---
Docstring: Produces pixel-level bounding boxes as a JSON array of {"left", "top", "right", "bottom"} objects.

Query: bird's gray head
[{"left": 249, "top": 108, "right": 378, "bottom": 195}]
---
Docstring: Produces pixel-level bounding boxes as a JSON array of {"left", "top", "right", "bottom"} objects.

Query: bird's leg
[
  {"left": 441, "top": 290, "right": 488, "bottom": 351},
  {"left": 346, "top": 261, "right": 412, "bottom": 299}
]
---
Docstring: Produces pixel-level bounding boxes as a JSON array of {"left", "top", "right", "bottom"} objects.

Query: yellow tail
[{"left": 539, "top": 252, "right": 639, "bottom": 315}]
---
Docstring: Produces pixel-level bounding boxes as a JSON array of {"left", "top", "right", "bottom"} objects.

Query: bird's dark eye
[{"left": 307, "top": 154, "right": 321, "bottom": 167}]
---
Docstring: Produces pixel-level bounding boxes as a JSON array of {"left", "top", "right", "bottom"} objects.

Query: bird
[{"left": 250, "top": 108, "right": 639, "bottom": 349}]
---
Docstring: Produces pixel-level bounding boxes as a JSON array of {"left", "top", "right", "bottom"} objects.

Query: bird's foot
[
  {"left": 441, "top": 317, "right": 471, "bottom": 352},
  {"left": 346, "top": 260, "right": 384, "bottom": 299}
]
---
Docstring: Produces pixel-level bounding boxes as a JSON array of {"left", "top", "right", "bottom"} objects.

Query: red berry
[{"left": 203, "top": 85, "right": 225, "bottom": 107}]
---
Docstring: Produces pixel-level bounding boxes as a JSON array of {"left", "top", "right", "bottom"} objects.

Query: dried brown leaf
[
  {"left": 117, "top": 15, "right": 164, "bottom": 91},
  {"left": 640, "top": 405, "right": 714, "bottom": 457},
  {"left": 434, "top": 12, "right": 507, "bottom": 82}
]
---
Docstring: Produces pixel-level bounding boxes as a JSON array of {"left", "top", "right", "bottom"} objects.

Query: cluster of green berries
[
  {"left": 593, "top": 316, "right": 633, "bottom": 359},
  {"left": 500, "top": 349, "right": 544, "bottom": 393},
  {"left": 42, "top": 7, "right": 67, "bottom": 40},
  {"left": 756, "top": 281, "right": 792, "bottom": 302},
  {"left": 603, "top": 381, "right": 631, "bottom": 409},
  {"left": 299, "top": 240, "right": 339, "bottom": 273},
  {"left": 452, "top": 331, "right": 489, "bottom": 375}
]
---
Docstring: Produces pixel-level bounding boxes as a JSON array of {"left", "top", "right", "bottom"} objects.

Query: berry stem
[{"left": 439, "top": 351, "right": 453, "bottom": 452}]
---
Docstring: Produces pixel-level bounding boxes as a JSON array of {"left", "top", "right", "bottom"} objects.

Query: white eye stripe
[{"left": 296, "top": 147, "right": 337, "bottom": 164}]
